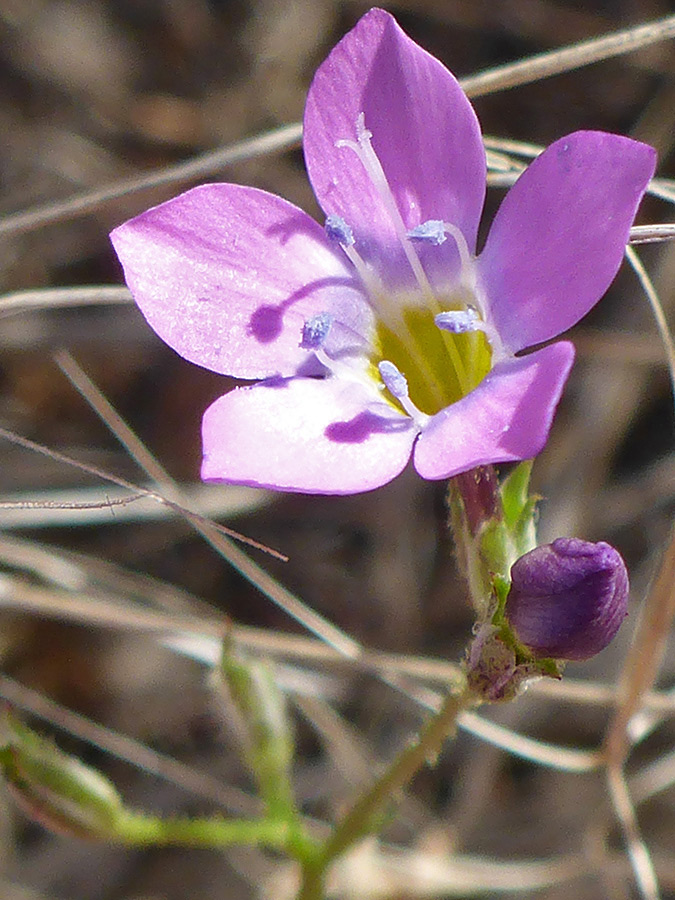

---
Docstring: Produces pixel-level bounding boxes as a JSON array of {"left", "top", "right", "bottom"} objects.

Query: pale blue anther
[
  {"left": 407, "top": 220, "right": 447, "bottom": 246},
  {"left": 435, "top": 308, "right": 480, "bottom": 334},
  {"left": 378, "top": 360, "right": 409, "bottom": 399},
  {"left": 325, "top": 215, "right": 355, "bottom": 247},
  {"left": 301, "top": 313, "right": 333, "bottom": 350}
]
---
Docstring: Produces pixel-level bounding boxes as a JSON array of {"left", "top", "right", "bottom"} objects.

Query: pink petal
[
  {"left": 478, "top": 132, "right": 656, "bottom": 353},
  {"left": 304, "top": 8, "right": 485, "bottom": 284},
  {"left": 111, "top": 184, "right": 371, "bottom": 380},
  {"left": 414, "top": 342, "right": 575, "bottom": 480},
  {"left": 201, "top": 377, "right": 417, "bottom": 495}
]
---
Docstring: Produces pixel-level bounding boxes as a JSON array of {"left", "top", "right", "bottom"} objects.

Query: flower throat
[{"left": 332, "top": 113, "right": 493, "bottom": 418}]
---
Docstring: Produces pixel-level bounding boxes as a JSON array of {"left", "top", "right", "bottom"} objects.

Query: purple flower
[
  {"left": 110, "top": 9, "right": 656, "bottom": 495},
  {"left": 504, "top": 538, "right": 629, "bottom": 660}
]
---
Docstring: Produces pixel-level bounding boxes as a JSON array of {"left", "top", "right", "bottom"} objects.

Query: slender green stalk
[
  {"left": 296, "top": 860, "right": 328, "bottom": 900},
  {"left": 294, "top": 679, "right": 476, "bottom": 898},
  {"left": 116, "top": 812, "right": 295, "bottom": 850},
  {"left": 325, "top": 679, "right": 473, "bottom": 860}
]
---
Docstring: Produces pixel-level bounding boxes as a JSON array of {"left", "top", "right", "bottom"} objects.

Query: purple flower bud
[{"left": 504, "top": 538, "right": 629, "bottom": 660}]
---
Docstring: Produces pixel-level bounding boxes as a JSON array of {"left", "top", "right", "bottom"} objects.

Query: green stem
[
  {"left": 294, "top": 683, "right": 477, "bottom": 898},
  {"left": 323, "top": 679, "right": 474, "bottom": 864},
  {"left": 296, "top": 859, "right": 327, "bottom": 900},
  {"left": 115, "top": 812, "right": 296, "bottom": 851}
]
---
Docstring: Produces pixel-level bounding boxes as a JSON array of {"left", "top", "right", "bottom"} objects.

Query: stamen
[
  {"left": 302, "top": 326, "right": 378, "bottom": 396},
  {"left": 378, "top": 360, "right": 409, "bottom": 398},
  {"left": 339, "top": 242, "right": 386, "bottom": 301},
  {"left": 435, "top": 307, "right": 505, "bottom": 361},
  {"left": 378, "top": 360, "right": 430, "bottom": 427},
  {"left": 443, "top": 222, "right": 477, "bottom": 293},
  {"left": 323, "top": 219, "right": 404, "bottom": 338},
  {"left": 323, "top": 217, "right": 393, "bottom": 322},
  {"left": 435, "top": 309, "right": 481, "bottom": 334},
  {"left": 300, "top": 313, "right": 333, "bottom": 350},
  {"left": 325, "top": 215, "right": 355, "bottom": 247},
  {"left": 408, "top": 220, "right": 447, "bottom": 246},
  {"left": 409, "top": 219, "right": 477, "bottom": 294}
]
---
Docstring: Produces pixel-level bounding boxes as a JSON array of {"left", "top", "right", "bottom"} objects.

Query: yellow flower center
[{"left": 374, "top": 302, "right": 492, "bottom": 417}]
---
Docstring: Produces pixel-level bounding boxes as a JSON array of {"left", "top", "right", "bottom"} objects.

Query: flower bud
[
  {"left": 504, "top": 538, "right": 629, "bottom": 660},
  {"left": 0, "top": 712, "right": 123, "bottom": 840}
]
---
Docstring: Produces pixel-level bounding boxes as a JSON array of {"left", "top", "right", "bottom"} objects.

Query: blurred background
[{"left": 0, "top": 0, "right": 673, "bottom": 897}]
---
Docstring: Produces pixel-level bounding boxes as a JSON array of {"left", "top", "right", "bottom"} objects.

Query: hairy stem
[{"left": 294, "top": 678, "right": 475, "bottom": 900}]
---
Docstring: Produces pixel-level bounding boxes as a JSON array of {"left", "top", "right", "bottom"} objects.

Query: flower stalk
[{"left": 296, "top": 676, "right": 477, "bottom": 900}]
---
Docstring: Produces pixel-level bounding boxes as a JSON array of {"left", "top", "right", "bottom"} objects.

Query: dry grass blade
[
  {"left": 310, "top": 844, "right": 584, "bottom": 898},
  {"left": 294, "top": 694, "right": 379, "bottom": 790},
  {"left": 458, "top": 711, "right": 601, "bottom": 773},
  {"left": 0, "top": 286, "right": 132, "bottom": 316},
  {"left": 629, "top": 224, "right": 675, "bottom": 244},
  {"left": 604, "top": 527, "right": 675, "bottom": 768},
  {"left": 0, "top": 575, "right": 226, "bottom": 637},
  {"left": 54, "top": 349, "right": 178, "bottom": 490},
  {"left": 0, "top": 423, "right": 285, "bottom": 560},
  {"left": 0, "top": 492, "right": 145, "bottom": 514},
  {"left": 606, "top": 767, "right": 661, "bottom": 900},
  {"left": 631, "top": 747, "right": 675, "bottom": 805},
  {"left": 531, "top": 676, "right": 675, "bottom": 713},
  {"left": 460, "top": 14, "right": 675, "bottom": 97},
  {"left": 650, "top": 178, "right": 675, "bottom": 202},
  {"left": 483, "top": 135, "right": 542, "bottom": 158},
  {"left": 625, "top": 246, "right": 675, "bottom": 403},
  {"left": 0, "top": 123, "right": 303, "bottom": 238},
  {"left": 0, "top": 484, "right": 266, "bottom": 529}
]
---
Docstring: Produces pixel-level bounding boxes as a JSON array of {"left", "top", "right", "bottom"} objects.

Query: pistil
[{"left": 336, "top": 114, "right": 436, "bottom": 305}]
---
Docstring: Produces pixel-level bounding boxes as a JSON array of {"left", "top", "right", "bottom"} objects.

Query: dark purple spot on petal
[
  {"left": 258, "top": 374, "right": 288, "bottom": 388},
  {"left": 326, "top": 411, "right": 410, "bottom": 444},
  {"left": 246, "top": 275, "right": 358, "bottom": 345},
  {"left": 248, "top": 304, "right": 284, "bottom": 343}
]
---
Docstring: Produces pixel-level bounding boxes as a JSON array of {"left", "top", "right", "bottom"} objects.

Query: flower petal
[
  {"left": 304, "top": 8, "right": 485, "bottom": 280},
  {"left": 201, "top": 377, "right": 417, "bottom": 494},
  {"left": 111, "top": 184, "right": 371, "bottom": 380},
  {"left": 413, "top": 342, "right": 575, "bottom": 480},
  {"left": 478, "top": 132, "right": 656, "bottom": 353}
]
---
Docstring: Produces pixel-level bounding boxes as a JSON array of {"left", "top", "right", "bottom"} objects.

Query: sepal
[{"left": 465, "top": 578, "right": 563, "bottom": 703}]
